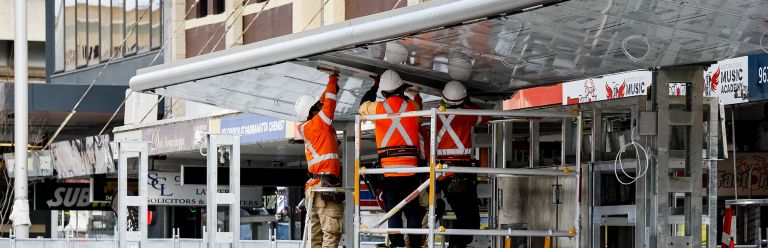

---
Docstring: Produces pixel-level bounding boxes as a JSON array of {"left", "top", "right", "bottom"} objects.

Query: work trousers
[
  {"left": 383, "top": 176, "right": 425, "bottom": 248},
  {"left": 438, "top": 177, "right": 480, "bottom": 248},
  {"left": 307, "top": 190, "right": 344, "bottom": 248}
]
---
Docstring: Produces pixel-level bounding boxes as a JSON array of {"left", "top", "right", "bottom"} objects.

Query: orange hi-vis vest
[
  {"left": 436, "top": 105, "right": 488, "bottom": 179},
  {"left": 300, "top": 76, "right": 341, "bottom": 188},
  {"left": 374, "top": 96, "right": 420, "bottom": 177}
]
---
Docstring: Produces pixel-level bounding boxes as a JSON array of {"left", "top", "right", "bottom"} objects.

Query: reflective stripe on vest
[
  {"left": 437, "top": 148, "right": 472, "bottom": 155},
  {"left": 300, "top": 123, "right": 339, "bottom": 167},
  {"left": 380, "top": 101, "right": 414, "bottom": 148},
  {"left": 436, "top": 114, "right": 470, "bottom": 156}
]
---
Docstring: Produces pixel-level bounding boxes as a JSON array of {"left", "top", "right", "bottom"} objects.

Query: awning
[{"left": 130, "top": 0, "right": 768, "bottom": 120}]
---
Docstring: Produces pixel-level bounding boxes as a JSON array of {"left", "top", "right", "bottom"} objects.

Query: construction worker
[
  {"left": 359, "top": 70, "right": 424, "bottom": 248},
  {"left": 295, "top": 72, "right": 343, "bottom": 248},
  {"left": 435, "top": 80, "right": 489, "bottom": 248}
]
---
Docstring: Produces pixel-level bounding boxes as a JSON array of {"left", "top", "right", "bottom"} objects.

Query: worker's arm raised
[
  {"left": 358, "top": 75, "right": 380, "bottom": 115},
  {"left": 316, "top": 74, "right": 339, "bottom": 124}
]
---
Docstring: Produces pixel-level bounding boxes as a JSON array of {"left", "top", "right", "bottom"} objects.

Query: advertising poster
[
  {"left": 221, "top": 114, "right": 286, "bottom": 144},
  {"left": 141, "top": 119, "right": 209, "bottom": 155},
  {"left": 704, "top": 56, "right": 749, "bottom": 105},
  {"left": 717, "top": 152, "right": 768, "bottom": 197},
  {"left": 748, "top": 53, "right": 768, "bottom": 102},
  {"left": 50, "top": 135, "right": 115, "bottom": 178},
  {"left": 3, "top": 150, "right": 54, "bottom": 178},
  {"left": 562, "top": 70, "right": 652, "bottom": 105}
]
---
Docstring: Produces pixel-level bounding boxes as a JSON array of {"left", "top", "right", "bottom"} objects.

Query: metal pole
[
  {"left": 353, "top": 115, "right": 361, "bottom": 248},
  {"left": 731, "top": 107, "right": 738, "bottom": 200},
  {"left": 206, "top": 135, "right": 218, "bottom": 248},
  {"left": 428, "top": 108, "right": 438, "bottom": 248},
  {"left": 12, "top": 0, "right": 30, "bottom": 238}
]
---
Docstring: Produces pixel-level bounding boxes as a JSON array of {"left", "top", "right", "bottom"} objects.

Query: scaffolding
[{"left": 352, "top": 108, "right": 583, "bottom": 248}]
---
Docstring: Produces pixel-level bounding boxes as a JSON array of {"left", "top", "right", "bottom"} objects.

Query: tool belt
[
  {"left": 377, "top": 146, "right": 418, "bottom": 159},
  {"left": 314, "top": 174, "right": 345, "bottom": 203},
  {"left": 437, "top": 159, "right": 478, "bottom": 193}
]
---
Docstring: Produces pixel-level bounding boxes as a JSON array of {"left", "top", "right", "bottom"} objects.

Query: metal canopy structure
[{"left": 130, "top": 0, "right": 768, "bottom": 120}]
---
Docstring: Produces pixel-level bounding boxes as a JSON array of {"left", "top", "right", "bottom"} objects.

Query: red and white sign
[
  {"left": 563, "top": 70, "right": 652, "bottom": 105},
  {"left": 668, "top": 83, "right": 687, "bottom": 96},
  {"left": 704, "top": 56, "right": 748, "bottom": 105}
]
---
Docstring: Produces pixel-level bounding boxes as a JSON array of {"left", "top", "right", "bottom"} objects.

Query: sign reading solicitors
[
  {"left": 562, "top": 70, "right": 652, "bottom": 105},
  {"left": 221, "top": 114, "right": 286, "bottom": 144},
  {"left": 148, "top": 171, "right": 262, "bottom": 206},
  {"left": 141, "top": 119, "right": 208, "bottom": 155}
]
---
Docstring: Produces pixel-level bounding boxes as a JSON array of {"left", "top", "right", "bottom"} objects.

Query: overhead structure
[{"left": 129, "top": 0, "right": 768, "bottom": 120}]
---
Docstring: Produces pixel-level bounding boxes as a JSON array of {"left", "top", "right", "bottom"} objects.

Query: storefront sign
[
  {"left": 668, "top": 83, "right": 688, "bottom": 96},
  {"left": 562, "top": 70, "right": 652, "bottom": 105},
  {"left": 221, "top": 114, "right": 286, "bottom": 144},
  {"left": 147, "top": 171, "right": 262, "bottom": 206},
  {"left": 50, "top": 135, "right": 115, "bottom": 178},
  {"left": 3, "top": 150, "right": 54, "bottom": 178},
  {"left": 748, "top": 54, "right": 768, "bottom": 102},
  {"left": 141, "top": 119, "right": 208, "bottom": 155},
  {"left": 704, "top": 56, "right": 749, "bottom": 105},
  {"left": 717, "top": 152, "right": 768, "bottom": 197},
  {"left": 34, "top": 182, "right": 112, "bottom": 210}
]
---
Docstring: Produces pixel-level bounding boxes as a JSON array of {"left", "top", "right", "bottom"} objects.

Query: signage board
[
  {"left": 147, "top": 171, "right": 262, "bottom": 206},
  {"left": 3, "top": 150, "right": 54, "bottom": 177},
  {"left": 34, "top": 182, "right": 112, "bottom": 210},
  {"left": 50, "top": 135, "right": 115, "bottom": 178},
  {"left": 562, "top": 70, "right": 652, "bottom": 105},
  {"left": 141, "top": 119, "right": 208, "bottom": 155},
  {"left": 748, "top": 53, "right": 768, "bottom": 102},
  {"left": 704, "top": 56, "right": 749, "bottom": 105},
  {"left": 717, "top": 152, "right": 768, "bottom": 197},
  {"left": 220, "top": 114, "right": 286, "bottom": 144}
]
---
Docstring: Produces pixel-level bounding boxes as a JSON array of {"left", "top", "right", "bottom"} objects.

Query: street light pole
[{"left": 12, "top": 0, "right": 30, "bottom": 239}]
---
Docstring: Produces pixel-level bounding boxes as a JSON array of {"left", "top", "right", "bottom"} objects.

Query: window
[
  {"left": 54, "top": 0, "right": 65, "bottom": 71},
  {"left": 198, "top": 0, "right": 208, "bottom": 18},
  {"left": 100, "top": 0, "right": 111, "bottom": 61},
  {"left": 213, "top": 0, "right": 224, "bottom": 15},
  {"left": 111, "top": 0, "right": 123, "bottom": 59},
  {"left": 76, "top": 0, "right": 87, "bottom": 67},
  {"left": 54, "top": 0, "right": 163, "bottom": 72},
  {"left": 125, "top": 0, "right": 137, "bottom": 55},
  {"left": 137, "top": 0, "right": 150, "bottom": 53},
  {"left": 64, "top": 0, "right": 76, "bottom": 70},
  {"left": 88, "top": 0, "right": 101, "bottom": 65},
  {"left": 151, "top": 0, "right": 161, "bottom": 49}
]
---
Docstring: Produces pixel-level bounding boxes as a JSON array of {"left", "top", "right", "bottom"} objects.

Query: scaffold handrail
[
  {"left": 359, "top": 228, "right": 575, "bottom": 237},
  {"left": 311, "top": 187, "right": 353, "bottom": 192},
  {"left": 360, "top": 109, "right": 576, "bottom": 121},
  {"left": 360, "top": 166, "right": 575, "bottom": 177}
]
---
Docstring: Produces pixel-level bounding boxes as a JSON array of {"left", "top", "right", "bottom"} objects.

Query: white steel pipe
[
  {"left": 360, "top": 109, "right": 576, "bottom": 121},
  {"left": 12, "top": 0, "right": 30, "bottom": 238},
  {"left": 130, "top": 0, "right": 550, "bottom": 91},
  {"left": 360, "top": 228, "right": 575, "bottom": 237},
  {"left": 311, "top": 187, "right": 352, "bottom": 192},
  {"left": 372, "top": 180, "right": 430, "bottom": 228},
  {"left": 361, "top": 166, "right": 575, "bottom": 177}
]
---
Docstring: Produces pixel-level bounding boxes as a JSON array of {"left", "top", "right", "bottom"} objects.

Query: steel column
[
  {"left": 12, "top": 0, "right": 30, "bottom": 238},
  {"left": 116, "top": 142, "right": 150, "bottom": 248},
  {"left": 205, "top": 134, "right": 241, "bottom": 248}
]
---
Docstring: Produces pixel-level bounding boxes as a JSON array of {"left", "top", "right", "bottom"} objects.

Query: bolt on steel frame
[{"left": 353, "top": 108, "right": 583, "bottom": 248}]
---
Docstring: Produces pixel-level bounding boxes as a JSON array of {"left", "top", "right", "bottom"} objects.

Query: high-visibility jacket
[
  {"left": 300, "top": 76, "right": 341, "bottom": 188},
  {"left": 361, "top": 96, "right": 421, "bottom": 177},
  {"left": 436, "top": 104, "right": 489, "bottom": 179}
]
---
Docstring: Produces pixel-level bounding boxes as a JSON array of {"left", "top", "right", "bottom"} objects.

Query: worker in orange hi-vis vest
[
  {"left": 435, "top": 81, "right": 489, "bottom": 248},
  {"left": 359, "top": 70, "right": 424, "bottom": 248},
  {"left": 295, "top": 73, "right": 343, "bottom": 248}
]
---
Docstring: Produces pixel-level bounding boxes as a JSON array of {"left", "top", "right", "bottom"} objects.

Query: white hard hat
[
  {"left": 379, "top": 70, "right": 404, "bottom": 92},
  {"left": 385, "top": 42, "right": 408, "bottom": 64},
  {"left": 442, "top": 81, "right": 467, "bottom": 105},
  {"left": 295, "top": 95, "right": 318, "bottom": 121}
]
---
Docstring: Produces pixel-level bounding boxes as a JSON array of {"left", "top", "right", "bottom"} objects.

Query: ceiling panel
[{"left": 145, "top": 0, "right": 768, "bottom": 120}]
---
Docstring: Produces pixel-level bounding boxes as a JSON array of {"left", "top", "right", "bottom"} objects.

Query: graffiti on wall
[{"left": 717, "top": 153, "right": 768, "bottom": 197}]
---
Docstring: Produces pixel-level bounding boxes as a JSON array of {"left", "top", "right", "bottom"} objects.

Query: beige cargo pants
[{"left": 308, "top": 190, "right": 344, "bottom": 248}]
